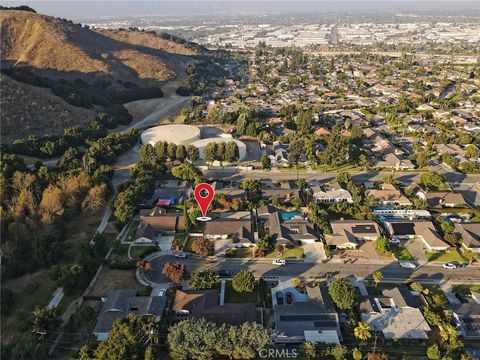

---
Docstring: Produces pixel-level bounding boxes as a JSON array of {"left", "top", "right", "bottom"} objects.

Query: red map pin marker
[{"left": 194, "top": 183, "right": 215, "bottom": 221}]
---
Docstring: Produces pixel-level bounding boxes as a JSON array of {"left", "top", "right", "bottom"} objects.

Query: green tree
[
  {"left": 261, "top": 155, "right": 271, "bottom": 169},
  {"left": 373, "top": 271, "right": 383, "bottom": 287},
  {"left": 204, "top": 142, "right": 217, "bottom": 163},
  {"left": 175, "top": 144, "right": 187, "bottom": 162},
  {"left": 171, "top": 163, "right": 201, "bottom": 181},
  {"left": 354, "top": 321, "right": 372, "bottom": 341},
  {"left": 94, "top": 314, "right": 158, "bottom": 360},
  {"left": 187, "top": 145, "right": 199, "bottom": 163},
  {"left": 328, "top": 278, "right": 357, "bottom": 310},
  {"left": 419, "top": 171, "right": 448, "bottom": 190},
  {"left": 353, "top": 348, "right": 363, "bottom": 360},
  {"left": 330, "top": 345, "right": 348, "bottom": 360},
  {"left": 303, "top": 341, "right": 316, "bottom": 359},
  {"left": 189, "top": 269, "right": 219, "bottom": 289},
  {"left": 225, "top": 142, "right": 240, "bottom": 163},
  {"left": 426, "top": 343, "right": 441, "bottom": 360},
  {"left": 465, "top": 144, "right": 479, "bottom": 158},
  {"left": 232, "top": 269, "right": 256, "bottom": 293},
  {"left": 167, "top": 143, "right": 177, "bottom": 161},
  {"left": 410, "top": 281, "right": 423, "bottom": 293}
]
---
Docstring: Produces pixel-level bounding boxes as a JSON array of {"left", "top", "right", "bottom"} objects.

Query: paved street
[{"left": 145, "top": 254, "right": 480, "bottom": 285}]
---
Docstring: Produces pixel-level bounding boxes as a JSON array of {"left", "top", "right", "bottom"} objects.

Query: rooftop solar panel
[
  {"left": 391, "top": 223, "right": 415, "bottom": 235},
  {"left": 280, "top": 314, "right": 337, "bottom": 322},
  {"left": 351, "top": 225, "right": 377, "bottom": 234},
  {"left": 314, "top": 321, "right": 338, "bottom": 328}
]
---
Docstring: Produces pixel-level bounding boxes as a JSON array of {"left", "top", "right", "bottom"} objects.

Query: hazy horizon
[{"left": 2, "top": 1, "right": 479, "bottom": 19}]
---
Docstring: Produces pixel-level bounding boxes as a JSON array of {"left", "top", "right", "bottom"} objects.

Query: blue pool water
[{"left": 281, "top": 212, "right": 304, "bottom": 220}]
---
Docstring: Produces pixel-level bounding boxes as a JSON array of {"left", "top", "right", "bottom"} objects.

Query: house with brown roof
[
  {"left": 325, "top": 220, "right": 381, "bottom": 249},
  {"left": 383, "top": 220, "right": 448, "bottom": 252},
  {"left": 172, "top": 289, "right": 256, "bottom": 325},
  {"left": 416, "top": 190, "right": 466, "bottom": 208},
  {"left": 454, "top": 223, "right": 480, "bottom": 253},
  {"left": 135, "top": 207, "right": 185, "bottom": 243},
  {"left": 204, "top": 217, "right": 255, "bottom": 247},
  {"left": 365, "top": 184, "right": 412, "bottom": 207},
  {"left": 257, "top": 206, "right": 318, "bottom": 246}
]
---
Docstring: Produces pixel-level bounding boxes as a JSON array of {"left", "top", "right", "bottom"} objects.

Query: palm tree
[
  {"left": 354, "top": 322, "right": 372, "bottom": 341},
  {"left": 373, "top": 271, "right": 383, "bottom": 287}
]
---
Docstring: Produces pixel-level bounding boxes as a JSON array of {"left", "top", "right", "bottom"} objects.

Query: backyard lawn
[{"left": 425, "top": 250, "right": 467, "bottom": 263}]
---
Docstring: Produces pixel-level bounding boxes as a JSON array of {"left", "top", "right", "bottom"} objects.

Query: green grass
[
  {"left": 125, "top": 220, "right": 140, "bottom": 242},
  {"left": 425, "top": 250, "right": 467, "bottom": 263},
  {"left": 265, "top": 247, "right": 304, "bottom": 259},
  {"left": 391, "top": 245, "right": 414, "bottom": 261},
  {"left": 1, "top": 271, "right": 58, "bottom": 341},
  {"left": 453, "top": 284, "right": 480, "bottom": 296},
  {"left": 227, "top": 248, "right": 254, "bottom": 258},
  {"left": 224, "top": 281, "right": 257, "bottom": 303},
  {"left": 129, "top": 245, "right": 158, "bottom": 259}
]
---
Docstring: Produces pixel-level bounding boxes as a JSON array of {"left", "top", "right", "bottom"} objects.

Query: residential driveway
[
  {"left": 271, "top": 279, "right": 309, "bottom": 306},
  {"left": 303, "top": 243, "right": 325, "bottom": 263},
  {"left": 157, "top": 235, "right": 174, "bottom": 252},
  {"left": 214, "top": 239, "right": 233, "bottom": 254},
  {"left": 404, "top": 239, "right": 428, "bottom": 262}
]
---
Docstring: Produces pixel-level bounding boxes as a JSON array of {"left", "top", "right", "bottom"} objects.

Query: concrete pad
[
  {"left": 303, "top": 243, "right": 325, "bottom": 262},
  {"left": 156, "top": 235, "right": 174, "bottom": 252}
]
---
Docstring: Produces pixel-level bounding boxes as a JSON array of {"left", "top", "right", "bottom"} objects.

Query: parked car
[
  {"left": 399, "top": 262, "right": 416, "bottom": 269},
  {"left": 443, "top": 262, "right": 458, "bottom": 270},
  {"left": 217, "top": 269, "right": 232, "bottom": 277},
  {"left": 276, "top": 291, "right": 284, "bottom": 305},
  {"left": 388, "top": 238, "right": 401, "bottom": 245},
  {"left": 285, "top": 292, "right": 293, "bottom": 304},
  {"left": 272, "top": 259, "right": 286, "bottom": 266},
  {"left": 174, "top": 252, "right": 187, "bottom": 259},
  {"left": 151, "top": 288, "right": 166, "bottom": 297}
]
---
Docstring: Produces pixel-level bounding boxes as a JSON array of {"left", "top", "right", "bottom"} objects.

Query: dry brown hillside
[
  {"left": 0, "top": 74, "right": 95, "bottom": 142},
  {"left": 0, "top": 10, "right": 194, "bottom": 85},
  {"left": 96, "top": 29, "right": 197, "bottom": 56}
]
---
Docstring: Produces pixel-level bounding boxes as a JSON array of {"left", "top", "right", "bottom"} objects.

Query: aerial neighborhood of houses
[
  {"left": 84, "top": 38, "right": 480, "bottom": 359},
  {"left": 4, "top": 6, "right": 480, "bottom": 360}
]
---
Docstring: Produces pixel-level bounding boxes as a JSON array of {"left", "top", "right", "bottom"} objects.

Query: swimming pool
[{"left": 280, "top": 212, "right": 304, "bottom": 220}]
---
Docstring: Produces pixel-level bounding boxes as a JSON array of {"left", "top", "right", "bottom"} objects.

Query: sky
[{"left": 2, "top": 1, "right": 479, "bottom": 19}]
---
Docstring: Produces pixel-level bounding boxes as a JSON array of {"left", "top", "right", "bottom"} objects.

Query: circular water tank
[{"left": 140, "top": 124, "right": 201, "bottom": 146}]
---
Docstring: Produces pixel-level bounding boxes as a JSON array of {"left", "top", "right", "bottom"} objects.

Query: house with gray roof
[
  {"left": 93, "top": 289, "right": 167, "bottom": 341},
  {"left": 273, "top": 285, "right": 342, "bottom": 344},
  {"left": 360, "top": 286, "right": 431, "bottom": 340},
  {"left": 451, "top": 303, "right": 480, "bottom": 340},
  {"left": 257, "top": 206, "right": 318, "bottom": 246},
  {"left": 204, "top": 215, "right": 255, "bottom": 247},
  {"left": 312, "top": 181, "right": 353, "bottom": 204},
  {"left": 383, "top": 220, "right": 449, "bottom": 252},
  {"left": 454, "top": 223, "right": 480, "bottom": 253},
  {"left": 325, "top": 220, "right": 381, "bottom": 250}
]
